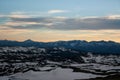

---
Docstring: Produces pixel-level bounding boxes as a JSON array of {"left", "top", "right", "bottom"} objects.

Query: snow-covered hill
[{"left": 0, "top": 47, "right": 120, "bottom": 80}]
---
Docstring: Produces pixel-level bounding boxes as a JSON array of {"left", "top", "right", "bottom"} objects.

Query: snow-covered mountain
[{"left": 0, "top": 40, "right": 120, "bottom": 54}]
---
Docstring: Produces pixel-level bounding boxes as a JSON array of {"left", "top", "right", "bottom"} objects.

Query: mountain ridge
[{"left": 0, "top": 39, "right": 120, "bottom": 54}]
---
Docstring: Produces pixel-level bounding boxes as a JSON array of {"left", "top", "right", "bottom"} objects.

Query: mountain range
[{"left": 0, "top": 39, "right": 120, "bottom": 54}]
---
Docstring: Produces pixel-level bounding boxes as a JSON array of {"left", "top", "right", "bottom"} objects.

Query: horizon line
[{"left": 0, "top": 39, "right": 120, "bottom": 43}]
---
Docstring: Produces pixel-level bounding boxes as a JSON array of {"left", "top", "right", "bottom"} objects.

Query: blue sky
[
  {"left": 0, "top": 0, "right": 120, "bottom": 42},
  {"left": 0, "top": 0, "right": 120, "bottom": 16}
]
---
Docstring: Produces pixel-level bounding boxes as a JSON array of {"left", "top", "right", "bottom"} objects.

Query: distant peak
[{"left": 24, "top": 39, "right": 34, "bottom": 42}]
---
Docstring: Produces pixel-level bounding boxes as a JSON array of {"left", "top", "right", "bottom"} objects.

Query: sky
[{"left": 0, "top": 0, "right": 120, "bottom": 42}]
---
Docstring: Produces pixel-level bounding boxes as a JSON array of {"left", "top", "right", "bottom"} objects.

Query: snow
[
  {"left": 71, "top": 63, "right": 120, "bottom": 73},
  {"left": 39, "top": 66, "right": 54, "bottom": 71},
  {"left": 47, "top": 60, "right": 61, "bottom": 65},
  {"left": 0, "top": 68, "right": 102, "bottom": 80}
]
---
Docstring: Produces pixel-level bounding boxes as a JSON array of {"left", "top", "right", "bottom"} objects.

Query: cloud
[
  {"left": 106, "top": 15, "right": 120, "bottom": 19},
  {"left": 0, "top": 14, "right": 120, "bottom": 30},
  {"left": 0, "top": 11, "right": 50, "bottom": 18},
  {"left": 48, "top": 10, "right": 68, "bottom": 14},
  {"left": 0, "top": 14, "right": 29, "bottom": 18}
]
